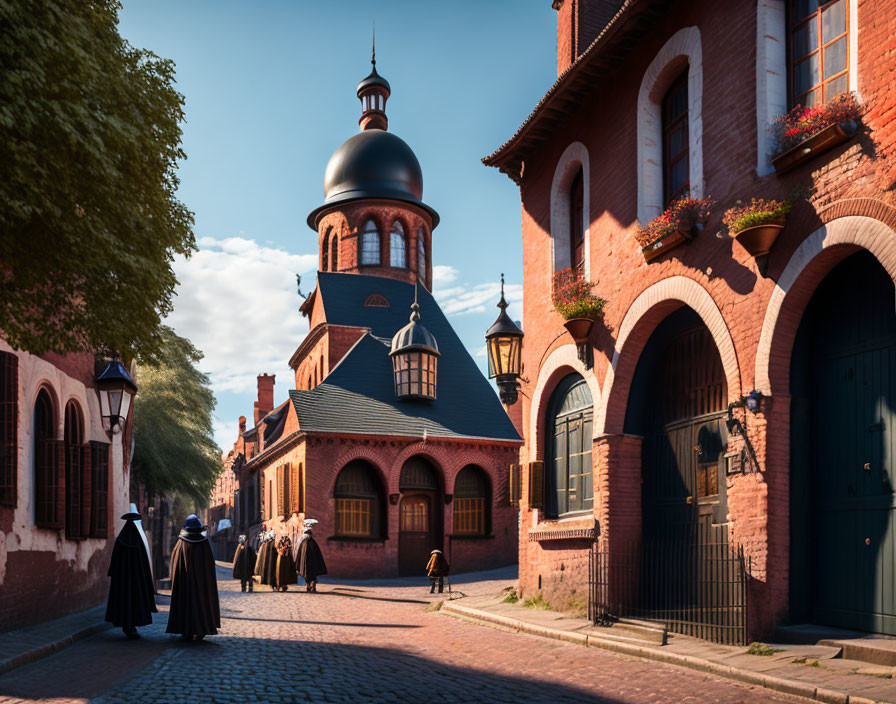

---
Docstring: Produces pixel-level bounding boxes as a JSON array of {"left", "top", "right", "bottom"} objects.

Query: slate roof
[{"left": 289, "top": 273, "right": 522, "bottom": 443}]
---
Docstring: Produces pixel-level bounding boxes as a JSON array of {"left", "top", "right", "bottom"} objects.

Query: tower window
[
  {"left": 569, "top": 169, "right": 584, "bottom": 274},
  {"left": 662, "top": 69, "right": 690, "bottom": 206},
  {"left": 417, "top": 228, "right": 426, "bottom": 280},
  {"left": 330, "top": 233, "right": 338, "bottom": 271},
  {"left": 360, "top": 219, "right": 380, "bottom": 265},
  {"left": 322, "top": 228, "right": 330, "bottom": 272},
  {"left": 390, "top": 221, "right": 407, "bottom": 268}
]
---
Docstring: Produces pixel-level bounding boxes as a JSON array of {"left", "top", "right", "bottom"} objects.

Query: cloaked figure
[
  {"left": 254, "top": 529, "right": 277, "bottom": 590},
  {"left": 105, "top": 511, "right": 157, "bottom": 639},
  {"left": 273, "top": 535, "right": 297, "bottom": 592},
  {"left": 166, "top": 515, "right": 221, "bottom": 641},
  {"left": 232, "top": 534, "right": 257, "bottom": 592},
  {"left": 426, "top": 549, "right": 450, "bottom": 594},
  {"left": 296, "top": 525, "right": 327, "bottom": 593}
]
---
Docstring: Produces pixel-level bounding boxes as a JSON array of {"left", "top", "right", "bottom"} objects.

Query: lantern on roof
[
  {"left": 485, "top": 274, "right": 524, "bottom": 406},
  {"left": 390, "top": 299, "right": 440, "bottom": 401}
]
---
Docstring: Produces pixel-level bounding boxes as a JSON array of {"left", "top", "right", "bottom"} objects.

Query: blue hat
[{"left": 183, "top": 514, "right": 202, "bottom": 532}]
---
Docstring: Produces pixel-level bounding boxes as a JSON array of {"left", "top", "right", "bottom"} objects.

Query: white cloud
[
  {"left": 434, "top": 278, "right": 523, "bottom": 322},
  {"left": 166, "top": 237, "right": 318, "bottom": 395},
  {"left": 432, "top": 264, "right": 458, "bottom": 287}
]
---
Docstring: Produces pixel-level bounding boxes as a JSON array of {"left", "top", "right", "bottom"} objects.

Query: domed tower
[{"left": 307, "top": 50, "right": 438, "bottom": 290}]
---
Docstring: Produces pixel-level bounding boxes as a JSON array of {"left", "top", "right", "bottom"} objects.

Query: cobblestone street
[{"left": 0, "top": 566, "right": 808, "bottom": 704}]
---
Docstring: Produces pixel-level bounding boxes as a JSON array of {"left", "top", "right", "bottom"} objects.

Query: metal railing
[{"left": 589, "top": 532, "right": 750, "bottom": 645}]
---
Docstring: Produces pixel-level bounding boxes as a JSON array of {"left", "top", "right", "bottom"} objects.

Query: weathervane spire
[{"left": 372, "top": 21, "right": 376, "bottom": 68}]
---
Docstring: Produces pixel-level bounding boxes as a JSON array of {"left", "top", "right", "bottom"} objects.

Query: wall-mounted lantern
[
  {"left": 95, "top": 360, "right": 137, "bottom": 435},
  {"left": 485, "top": 274, "right": 524, "bottom": 406}
]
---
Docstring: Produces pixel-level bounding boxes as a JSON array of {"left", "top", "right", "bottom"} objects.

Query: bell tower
[{"left": 357, "top": 35, "right": 390, "bottom": 132}]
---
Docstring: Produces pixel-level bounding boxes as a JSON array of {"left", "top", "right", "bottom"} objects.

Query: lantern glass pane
[
  {"left": 119, "top": 392, "right": 132, "bottom": 424},
  {"left": 109, "top": 390, "right": 123, "bottom": 418},
  {"left": 99, "top": 389, "right": 111, "bottom": 417}
]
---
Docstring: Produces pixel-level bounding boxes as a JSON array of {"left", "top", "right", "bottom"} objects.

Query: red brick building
[
  {"left": 222, "top": 58, "right": 522, "bottom": 578},
  {"left": 486, "top": 0, "right": 896, "bottom": 641}
]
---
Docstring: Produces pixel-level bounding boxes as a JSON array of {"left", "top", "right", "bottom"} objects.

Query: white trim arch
[
  {"left": 637, "top": 26, "right": 704, "bottom": 224},
  {"left": 529, "top": 344, "right": 601, "bottom": 461},
  {"left": 598, "top": 276, "right": 741, "bottom": 435},
  {"left": 550, "top": 141, "right": 591, "bottom": 277},
  {"left": 755, "top": 216, "right": 896, "bottom": 395}
]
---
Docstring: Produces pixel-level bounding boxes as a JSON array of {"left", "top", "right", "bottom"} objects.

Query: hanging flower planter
[
  {"left": 562, "top": 317, "right": 594, "bottom": 344},
  {"left": 637, "top": 197, "right": 714, "bottom": 263},
  {"left": 552, "top": 269, "right": 607, "bottom": 368},
  {"left": 771, "top": 93, "right": 863, "bottom": 174},
  {"left": 723, "top": 198, "right": 792, "bottom": 276}
]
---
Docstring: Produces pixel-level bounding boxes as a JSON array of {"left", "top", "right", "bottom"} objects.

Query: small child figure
[{"left": 425, "top": 549, "right": 449, "bottom": 594}]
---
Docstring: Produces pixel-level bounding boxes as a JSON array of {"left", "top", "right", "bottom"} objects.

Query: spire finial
[
  {"left": 372, "top": 21, "right": 376, "bottom": 68},
  {"left": 498, "top": 273, "right": 508, "bottom": 310}
]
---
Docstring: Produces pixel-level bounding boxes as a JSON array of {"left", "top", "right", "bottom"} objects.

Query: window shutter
[
  {"left": 89, "top": 441, "right": 109, "bottom": 538},
  {"left": 528, "top": 461, "right": 545, "bottom": 510},
  {"left": 80, "top": 444, "right": 92, "bottom": 538},
  {"left": 65, "top": 442, "right": 82, "bottom": 538},
  {"left": 289, "top": 463, "right": 302, "bottom": 515},
  {"left": 509, "top": 464, "right": 521, "bottom": 506},
  {"left": 0, "top": 352, "right": 17, "bottom": 508},
  {"left": 276, "top": 465, "right": 286, "bottom": 517}
]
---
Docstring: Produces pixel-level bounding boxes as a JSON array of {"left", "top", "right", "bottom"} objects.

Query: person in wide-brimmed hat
[
  {"left": 232, "top": 534, "right": 256, "bottom": 593},
  {"left": 166, "top": 515, "right": 220, "bottom": 641},
  {"left": 296, "top": 523, "right": 327, "bottom": 593},
  {"left": 105, "top": 511, "right": 156, "bottom": 639},
  {"left": 425, "top": 549, "right": 450, "bottom": 594}
]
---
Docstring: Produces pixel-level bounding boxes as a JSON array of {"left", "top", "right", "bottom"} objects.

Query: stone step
[
  {"left": 595, "top": 618, "right": 667, "bottom": 645},
  {"left": 818, "top": 638, "right": 896, "bottom": 667},
  {"left": 775, "top": 623, "right": 867, "bottom": 645}
]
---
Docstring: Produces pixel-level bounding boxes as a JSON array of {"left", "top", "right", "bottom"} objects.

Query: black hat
[{"left": 121, "top": 512, "right": 142, "bottom": 521}]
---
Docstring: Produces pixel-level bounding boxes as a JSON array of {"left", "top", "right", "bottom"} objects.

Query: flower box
[
  {"left": 637, "top": 198, "right": 713, "bottom": 264},
  {"left": 723, "top": 198, "right": 791, "bottom": 277},
  {"left": 771, "top": 120, "right": 857, "bottom": 174},
  {"left": 641, "top": 224, "right": 702, "bottom": 262}
]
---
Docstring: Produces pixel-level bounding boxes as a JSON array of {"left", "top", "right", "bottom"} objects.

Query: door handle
[{"left": 686, "top": 495, "right": 694, "bottom": 505}]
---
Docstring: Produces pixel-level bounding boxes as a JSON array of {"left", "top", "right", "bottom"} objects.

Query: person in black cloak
[
  {"left": 296, "top": 525, "right": 327, "bottom": 593},
  {"left": 273, "top": 535, "right": 297, "bottom": 592},
  {"left": 254, "top": 529, "right": 278, "bottom": 590},
  {"left": 105, "top": 511, "right": 156, "bottom": 639},
  {"left": 166, "top": 514, "right": 221, "bottom": 642},
  {"left": 232, "top": 534, "right": 256, "bottom": 592}
]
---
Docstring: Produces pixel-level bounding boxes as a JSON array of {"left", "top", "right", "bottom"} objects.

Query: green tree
[
  {"left": 132, "top": 327, "right": 220, "bottom": 503},
  {"left": 0, "top": 0, "right": 194, "bottom": 359}
]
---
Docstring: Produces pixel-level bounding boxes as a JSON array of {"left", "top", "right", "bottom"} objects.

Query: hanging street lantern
[
  {"left": 485, "top": 274, "right": 524, "bottom": 406},
  {"left": 390, "top": 297, "right": 440, "bottom": 401},
  {"left": 95, "top": 360, "right": 137, "bottom": 434}
]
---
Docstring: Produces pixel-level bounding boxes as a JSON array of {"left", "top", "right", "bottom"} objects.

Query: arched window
[
  {"left": 453, "top": 465, "right": 489, "bottom": 536},
  {"left": 0, "top": 352, "right": 18, "bottom": 508},
  {"left": 390, "top": 221, "right": 407, "bottom": 268},
  {"left": 569, "top": 169, "right": 585, "bottom": 274},
  {"left": 321, "top": 228, "right": 330, "bottom": 272},
  {"left": 334, "top": 460, "right": 385, "bottom": 538},
  {"left": 790, "top": 0, "right": 848, "bottom": 107},
  {"left": 417, "top": 228, "right": 426, "bottom": 280},
  {"left": 34, "top": 388, "right": 62, "bottom": 528},
  {"left": 360, "top": 219, "right": 380, "bottom": 265},
  {"left": 662, "top": 69, "right": 690, "bottom": 206},
  {"left": 546, "top": 374, "right": 593, "bottom": 517},
  {"left": 64, "top": 400, "right": 88, "bottom": 539},
  {"left": 330, "top": 232, "right": 339, "bottom": 271}
]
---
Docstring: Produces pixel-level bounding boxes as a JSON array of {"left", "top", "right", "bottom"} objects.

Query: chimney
[
  {"left": 238, "top": 416, "right": 247, "bottom": 434},
  {"left": 554, "top": 0, "right": 624, "bottom": 76},
  {"left": 253, "top": 374, "right": 275, "bottom": 425}
]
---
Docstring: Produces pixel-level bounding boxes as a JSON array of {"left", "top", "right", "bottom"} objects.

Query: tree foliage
[
  {"left": 132, "top": 327, "right": 220, "bottom": 503},
  {"left": 0, "top": 0, "right": 194, "bottom": 359}
]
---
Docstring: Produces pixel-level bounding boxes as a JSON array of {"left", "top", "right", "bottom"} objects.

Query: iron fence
[{"left": 589, "top": 533, "right": 750, "bottom": 645}]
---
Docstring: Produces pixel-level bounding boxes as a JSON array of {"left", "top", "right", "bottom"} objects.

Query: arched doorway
[
  {"left": 545, "top": 374, "right": 593, "bottom": 518},
  {"left": 626, "top": 307, "right": 728, "bottom": 543},
  {"left": 790, "top": 251, "right": 896, "bottom": 634},
  {"left": 398, "top": 456, "right": 442, "bottom": 575}
]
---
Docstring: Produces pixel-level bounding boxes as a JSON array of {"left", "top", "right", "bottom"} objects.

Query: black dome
[
  {"left": 357, "top": 66, "right": 390, "bottom": 95},
  {"left": 307, "top": 129, "right": 439, "bottom": 228}
]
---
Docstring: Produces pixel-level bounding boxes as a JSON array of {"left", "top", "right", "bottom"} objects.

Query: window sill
[
  {"left": 528, "top": 513, "right": 596, "bottom": 543},
  {"left": 448, "top": 533, "right": 494, "bottom": 540}
]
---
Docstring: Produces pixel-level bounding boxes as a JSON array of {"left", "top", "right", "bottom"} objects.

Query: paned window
[
  {"left": 662, "top": 70, "right": 690, "bottom": 206},
  {"left": 330, "top": 233, "right": 339, "bottom": 271},
  {"left": 390, "top": 221, "right": 407, "bottom": 268},
  {"left": 89, "top": 441, "right": 109, "bottom": 538},
  {"left": 322, "top": 228, "right": 330, "bottom": 271},
  {"left": 392, "top": 351, "right": 438, "bottom": 399},
  {"left": 547, "top": 374, "right": 594, "bottom": 517},
  {"left": 399, "top": 496, "right": 428, "bottom": 532},
  {"left": 360, "top": 219, "right": 380, "bottom": 265},
  {"left": 417, "top": 228, "right": 426, "bottom": 280},
  {"left": 453, "top": 465, "right": 488, "bottom": 536},
  {"left": 569, "top": 170, "right": 585, "bottom": 274},
  {"left": 34, "top": 389, "right": 63, "bottom": 529},
  {"left": 334, "top": 460, "right": 383, "bottom": 538},
  {"left": 0, "top": 352, "right": 17, "bottom": 507},
  {"left": 64, "top": 401, "right": 91, "bottom": 539},
  {"left": 791, "top": 0, "right": 848, "bottom": 106}
]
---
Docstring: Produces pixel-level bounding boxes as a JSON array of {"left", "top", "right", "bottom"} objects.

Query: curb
[
  {"left": 441, "top": 601, "right": 876, "bottom": 704},
  {"left": 0, "top": 621, "right": 113, "bottom": 677}
]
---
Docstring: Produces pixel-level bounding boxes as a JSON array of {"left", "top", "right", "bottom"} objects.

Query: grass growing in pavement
[
  {"left": 522, "top": 594, "right": 551, "bottom": 610},
  {"left": 501, "top": 588, "right": 519, "bottom": 604},
  {"left": 424, "top": 600, "right": 443, "bottom": 613},
  {"left": 747, "top": 642, "right": 784, "bottom": 656}
]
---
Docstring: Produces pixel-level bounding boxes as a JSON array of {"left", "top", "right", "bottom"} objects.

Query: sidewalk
[
  {"left": 442, "top": 593, "right": 896, "bottom": 704},
  {"left": 0, "top": 604, "right": 111, "bottom": 676}
]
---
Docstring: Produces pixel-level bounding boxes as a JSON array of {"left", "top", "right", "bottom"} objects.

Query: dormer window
[
  {"left": 360, "top": 219, "right": 380, "bottom": 265},
  {"left": 390, "top": 221, "right": 407, "bottom": 268}
]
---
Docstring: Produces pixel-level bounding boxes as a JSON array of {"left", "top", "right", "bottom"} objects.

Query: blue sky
[{"left": 117, "top": 1, "right": 557, "bottom": 449}]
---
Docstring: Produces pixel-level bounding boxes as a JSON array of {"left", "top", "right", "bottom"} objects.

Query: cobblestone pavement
[{"left": 0, "top": 566, "right": 807, "bottom": 704}]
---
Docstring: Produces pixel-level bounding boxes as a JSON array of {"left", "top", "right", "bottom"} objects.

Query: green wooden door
[{"left": 801, "top": 252, "right": 896, "bottom": 634}]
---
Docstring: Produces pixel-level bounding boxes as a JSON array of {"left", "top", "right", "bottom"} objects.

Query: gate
[{"left": 589, "top": 530, "right": 750, "bottom": 645}]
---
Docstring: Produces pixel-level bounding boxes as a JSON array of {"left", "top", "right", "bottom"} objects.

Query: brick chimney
[
  {"left": 238, "top": 416, "right": 247, "bottom": 434},
  {"left": 554, "top": 0, "right": 624, "bottom": 76},
  {"left": 253, "top": 374, "right": 275, "bottom": 425}
]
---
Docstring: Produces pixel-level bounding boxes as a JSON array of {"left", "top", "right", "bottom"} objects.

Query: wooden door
[
  {"left": 801, "top": 253, "right": 896, "bottom": 633},
  {"left": 399, "top": 494, "right": 434, "bottom": 576}
]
